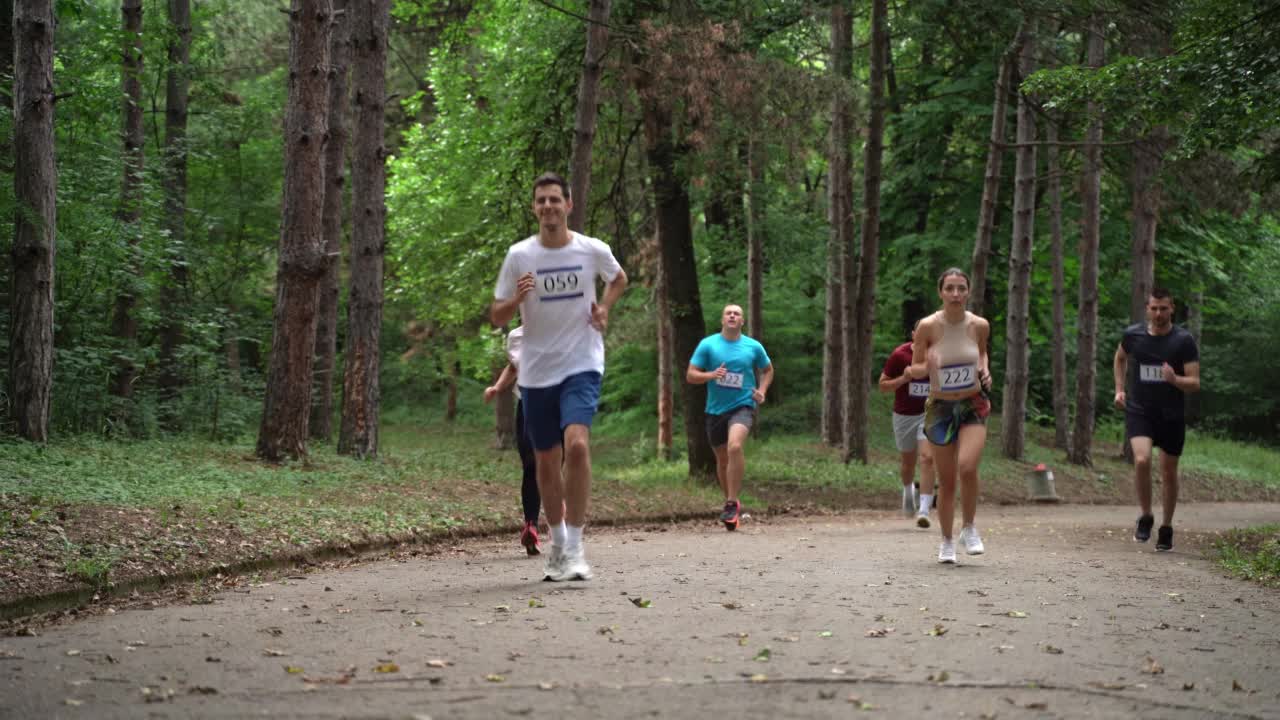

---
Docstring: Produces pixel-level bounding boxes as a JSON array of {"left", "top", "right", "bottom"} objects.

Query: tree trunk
[
  {"left": 822, "top": 2, "right": 852, "bottom": 447},
  {"left": 9, "top": 0, "right": 57, "bottom": 442},
  {"left": 311, "top": 0, "right": 350, "bottom": 442},
  {"left": 1047, "top": 119, "right": 1071, "bottom": 451},
  {"left": 1068, "top": 16, "right": 1105, "bottom": 467},
  {"left": 1128, "top": 127, "right": 1170, "bottom": 322},
  {"left": 1000, "top": 24, "right": 1037, "bottom": 461},
  {"left": 1, "top": 0, "right": 14, "bottom": 320},
  {"left": 338, "top": 0, "right": 389, "bottom": 459},
  {"left": 256, "top": 0, "right": 333, "bottom": 462},
  {"left": 157, "top": 0, "right": 193, "bottom": 425},
  {"left": 745, "top": 137, "right": 765, "bottom": 343},
  {"left": 969, "top": 31, "right": 1020, "bottom": 316},
  {"left": 1185, "top": 288, "right": 1203, "bottom": 422},
  {"left": 843, "top": 0, "right": 887, "bottom": 464},
  {"left": 567, "top": 0, "right": 611, "bottom": 233},
  {"left": 656, "top": 243, "right": 675, "bottom": 460},
  {"left": 637, "top": 92, "right": 713, "bottom": 479},
  {"left": 109, "top": 0, "right": 145, "bottom": 408}
]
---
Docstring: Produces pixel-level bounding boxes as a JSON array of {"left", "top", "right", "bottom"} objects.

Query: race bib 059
[
  {"left": 939, "top": 363, "right": 977, "bottom": 392},
  {"left": 908, "top": 380, "right": 930, "bottom": 398},
  {"left": 716, "top": 372, "right": 745, "bottom": 389},
  {"left": 535, "top": 265, "right": 585, "bottom": 302}
]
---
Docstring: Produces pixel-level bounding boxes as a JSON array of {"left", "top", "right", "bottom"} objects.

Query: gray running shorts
[{"left": 892, "top": 412, "right": 926, "bottom": 452}]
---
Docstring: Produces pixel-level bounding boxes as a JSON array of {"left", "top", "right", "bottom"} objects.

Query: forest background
[{"left": 2, "top": 0, "right": 1280, "bottom": 604}]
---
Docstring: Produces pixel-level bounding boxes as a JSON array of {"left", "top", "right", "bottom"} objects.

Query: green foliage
[{"left": 1215, "top": 525, "right": 1280, "bottom": 587}]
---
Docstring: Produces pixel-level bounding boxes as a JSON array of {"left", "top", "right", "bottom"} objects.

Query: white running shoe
[
  {"left": 938, "top": 539, "right": 957, "bottom": 564},
  {"left": 542, "top": 544, "right": 567, "bottom": 581},
  {"left": 902, "top": 492, "right": 916, "bottom": 517},
  {"left": 915, "top": 509, "right": 931, "bottom": 529},
  {"left": 555, "top": 544, "right": 594, "bottom": 582},
  {"left": 960, "top": 525, "right": 985, "bottom": 555}
]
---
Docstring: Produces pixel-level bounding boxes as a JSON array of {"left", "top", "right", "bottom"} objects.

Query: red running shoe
[
  {"left": 521, "top": 521, "right": 542, "bottom": 556},
  {"left": 719, "top": 500, "right": 741, "bottom": 531}
]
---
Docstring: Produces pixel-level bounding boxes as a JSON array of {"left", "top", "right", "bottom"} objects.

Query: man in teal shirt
[{"left": 687, "top": 304, "right": 774, "bottom": 530}]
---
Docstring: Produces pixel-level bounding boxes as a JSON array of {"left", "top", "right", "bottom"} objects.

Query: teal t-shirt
[{"left": 690, "top": 333, "right": 772, "bottom": 416}]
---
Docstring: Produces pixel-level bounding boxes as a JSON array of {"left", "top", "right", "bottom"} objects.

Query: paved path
[{"left": 3, "top": 503, "right": 1279, "bottom": 719}]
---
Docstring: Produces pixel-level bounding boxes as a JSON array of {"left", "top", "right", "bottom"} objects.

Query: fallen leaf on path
[
  {"left": 1043, "top": 645, "right": 1064, "bottom": 655},
  {"left": 830, "top": 667, "right": 846, "bottom": 675},
  {"left": 373, "top": 663, "right": 399, "bottom": 673},
  {"left": 629, "top": 597, "right": 652, "bottom": 608},
  {"left": 818, "top": 630, "right": 833, "bottom": 638},
  {"left": 494, "top": 605, "right": 510, "bottom": 613},
  {"left": 263, "top": 648, "right": 287, "bottom": 657},
  {"left": 65, "top": 649, "right": 81, "bottom": 657},
  {"left": 529, "top": 598, "right": 545, "bottom": 608},
  {"left": 1024, "top": 701, "right": 1048, "bottom": 710},
  {"left": 929, "top": 671, "right": 950, "bottom": 683},
  {"left": 485, "top": 674, "right": 505, "bottom": 683},
  {"left": 425, "top": 659, "right": 451, "bottom": 668},
  {"left": 283, "top": 665, "right": 304, "bottom": 674},
  {"left": 411, "top": 619, "right": 424, "bottom": 627},
  {"left": 994, "top": 645, "right": 1014, "bottom": 653},
  {"left": 63, "top": 699, "right": 83, "bottom": 707},
  {"left": 1232, "top": 679, "right": 1246, "bottom": 692},
  {"left": 927, "top": 624, "right": 948, "bottom": 637},
  {"left": 538, "top": 681, "right": 556, "bottom": 690},
  {"left": 1005, "top": 611, "right": 1028, "bottom": 618},
  {"left": 754, "top": 648, "right": 771, "bottom": 662},
  {"left": 865, "top": 627, "right": 894, "bottom": 638},
  {"left": 1142, "top": 656, "right": 1164, "bottom": 675},
  {"left": 748, "top": 673, "right": 767, "bottom": 683},
  {"left": 721, "top": 601, "right": 742, "bottom": 610},
  {"left": 1182, "top": 682, "right": 1195, "bottom": 690}
]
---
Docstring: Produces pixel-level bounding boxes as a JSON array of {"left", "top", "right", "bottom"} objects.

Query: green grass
[
  {"left": 1179, "top": 433, "right": 1280, "bottom": 489},
  {"left": 1215, "top": 525, "right": 1280, "bottom": 587}
]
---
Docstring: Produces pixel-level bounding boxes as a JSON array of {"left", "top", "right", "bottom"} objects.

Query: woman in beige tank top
[{"left": 908, "top": 268, "right": 992, "bottom": 564}]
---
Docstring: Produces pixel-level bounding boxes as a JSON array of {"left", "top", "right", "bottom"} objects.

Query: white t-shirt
[{"left": 494, "top": 232, "right": 622, "bottom": 388}]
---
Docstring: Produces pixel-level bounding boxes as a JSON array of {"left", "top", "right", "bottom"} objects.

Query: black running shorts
[{"left": 1125, "top": 411, "right": 1186, "bottom": 457}]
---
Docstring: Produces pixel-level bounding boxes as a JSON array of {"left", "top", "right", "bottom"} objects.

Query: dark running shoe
[
  {"left": 720, "top": 500, "right": 741, "bottom": 531},
  {"left": 521, "top": 521, "right": 541, "bottom": 556},
  {"left": 1134, "top": 514, "right": 1155, "bottom": 543},
  {"left": 1156, "top": 525, "right": 1174, "bottom": 552}
]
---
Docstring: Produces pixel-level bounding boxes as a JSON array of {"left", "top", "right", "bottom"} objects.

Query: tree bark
[
  {"left": 1, "top": 0, "right": 13, "bottom": 336},
  {"left": 1068, "top": 16, "right": 1105, "bottom": 467},
  {"left": 567, "top": 0, "right": 611, "bottom": 233},
  {"left": 256, "top": 0, "right": 333, "bottom": 462},
  {"left": 822, "top": 2, "right": 852, "bottom": 447},
  {"left": 311, "top": 0, "right": 350, "bottom": 441},
  {"left": 9, "top": 0, "right": 58, "bottom": 441},
  {"left": 1000, "top": 24, "right": 1037, "bottom": 461},
  {"left": 745, "top": 137, "right": 765, "bottom": 343},
  {"left": 969, "top": 31, "right": 1021, "bottom": 316},
  {"left": 109, "top": 0, "right": 145, "bottom": 408},
  {"left": 656, "top": 242, "right": 674, "bottom": 461},
  {"left": 339, "top": 0, "right": 389, "bottom": 459},
  {"left": 843, "top": 0, "right": 887, "bottom": 464},
  {"left": 1047, "top": 119, "right": 1071, "bottom": 451},
  {"left": 157, "top": 0, "right": 193, "bottom": 423},
  {"left": 1128, "top": 127, "right": 1170, "bottom": 322}
]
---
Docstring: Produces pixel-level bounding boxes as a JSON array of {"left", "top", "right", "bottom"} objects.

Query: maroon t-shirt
[{"left": 882, "top": 342, "right": 929, "bottom": 415}]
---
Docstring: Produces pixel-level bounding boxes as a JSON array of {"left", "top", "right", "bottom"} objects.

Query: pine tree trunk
[
  {"left": 822, "top": 2, "right": 852, "bottom": 447},
  {"left": 311, "top": 0, "right": 350, "bottom": 442},
  {"left": 256, "top": 0, "right": 333, "bottom": 462},
  {"left": 745, "top": 137, "right": 765, "bottom": 344},
  {"left": 109, "top": 0, "right": 145, "bottom": 408},
  {"left": 157, "top": 0, "right": 193, "bottom": 424},
  {"left": 843, "top": 0, "right": 887, "bottom": 464},
  {"left": 1000, "top": 24, "right": 1037, "bottom": 461},
  {"left": 969, "top": 30, "right": 1021, "bottom": 316},
  {"left": 1047, "top": 120, "right": 1071, "bottom": 451},
  {"left": 1068, "top": 16, "right": 1106, "bottom": 467},
  {"left": 9, "top": 0, "right": 57, "bottom": 442},
  {"left": 567, "top": 0, "right": 611, "bottom": 233},
  {"left": 1, "top": 0, "right": 14, "bottom": 319},
  {"left": 338, "top": 0, "right": 389, "bottom": 459},
  {"left": 1129, "top": 127, "right": 1170, "bottom": 322},
  {"left": 656, "top": 246, "right": 675, "bottom": 461}
]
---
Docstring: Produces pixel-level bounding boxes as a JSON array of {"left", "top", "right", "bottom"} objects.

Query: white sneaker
[
  {"left": 542, "top": 544, "right": 567, "bottom": 581},
  {"left": 554, "top": 544, "right": 593, "bottom": 582},
  {"left": 959, "top": 525, "right": 985, "bottom": 555},
  {"left": 915, "top": 509, "right": 931, "bottom": 529},
  {"left": 902, "top": 492, "right": 915, "bottom": 517},
  {"left": 938, "top": 539, "right": 957, "bottom": 564}
]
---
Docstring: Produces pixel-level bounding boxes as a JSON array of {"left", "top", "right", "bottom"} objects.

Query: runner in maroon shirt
[{"left": 878, "top": 321, "right": 935, "bottom": 528}]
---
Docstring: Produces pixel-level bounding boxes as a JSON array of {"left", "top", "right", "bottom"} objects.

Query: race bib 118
[
  {"left": 1138, "top": 364, "right": 1164, "bottom": 383},
  {"left": 908, "top": 381, "right": 930, "bottom": 398},
  {"left": 939, "top": 363, "right": 977, "bottom": 392},
  {"left": 716, "top": 372, "right": 745, "bottom": 389}
]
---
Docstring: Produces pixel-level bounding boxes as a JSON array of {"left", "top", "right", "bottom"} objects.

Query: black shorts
[
  {"left": 1125, "top": 412, "right": 1186, "bottom": 457},
  {"left": 705, "top": 405, "right": 756, "bottom": 447}
]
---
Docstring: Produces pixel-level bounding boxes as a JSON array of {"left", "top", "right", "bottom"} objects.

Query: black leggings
[{"left": 515, "top": 401, "right": 540, "bottom": 523}]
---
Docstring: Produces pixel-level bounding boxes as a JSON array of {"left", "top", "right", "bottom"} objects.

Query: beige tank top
[{"left": 929, "top": 311, "right": 980, "bottom": 394}]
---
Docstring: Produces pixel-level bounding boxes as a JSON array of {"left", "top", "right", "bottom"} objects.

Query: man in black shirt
[{"left": 1113, "top": 288, "right": 1201, "bottom": 551}]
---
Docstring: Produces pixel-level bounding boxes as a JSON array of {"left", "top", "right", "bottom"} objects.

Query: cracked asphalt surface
[{"left": 3, "top": 502, "right": 1278, "bottom": 719}]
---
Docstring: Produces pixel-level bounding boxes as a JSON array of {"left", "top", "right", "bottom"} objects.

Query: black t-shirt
[{"left": 1121, "top": 323, "right": 1199, "bottom": 420}]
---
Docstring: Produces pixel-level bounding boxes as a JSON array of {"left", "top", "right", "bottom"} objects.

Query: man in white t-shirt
[{"left": 491, "top": 172, "right": 628, "bottom": 582}]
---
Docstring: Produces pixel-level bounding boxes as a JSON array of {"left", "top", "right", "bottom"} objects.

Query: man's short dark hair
[
  {"left": 1150, "top": 287, "right": 1174, "bottom": 303},
  {"left": 533, "top": 172, "right": 570, "bottom": 200}
]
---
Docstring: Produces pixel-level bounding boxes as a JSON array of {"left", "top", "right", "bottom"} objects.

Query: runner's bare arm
[
  {"left": 977, "top": 317, "right": 992, "bottom": 390},
  {"left": 878, "top": 370, "right": 909, "bottom": 392},
  {"left": 483, "top": 363, "right": 518, "bottom": 404},
  {"left": 686, "top": 363, "right": 727, "bottom": 385},
  {"left": 491, "top": 272, "right": 535, "bottom": 327},
  {"left": 590, "top": 269, "right": 629, "bottom": 331},
  {"left": 1113, "top": 342, "right": 1127, "bottom": 408},
  {"left": 908, "top": 319, "right": 931, "bottom": 380},
  {"left": 1165, "top": 360, "right": 1200, "bottom": 393},
  {"left": 753, "top": 364, "right": 774, "bottom": 403}
]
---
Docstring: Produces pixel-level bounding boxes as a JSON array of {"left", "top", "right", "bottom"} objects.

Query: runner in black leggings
[{"left": 484, "top": 327, "right": 542, "bottom": 555}]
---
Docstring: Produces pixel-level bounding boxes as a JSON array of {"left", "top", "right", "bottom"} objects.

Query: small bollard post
[{"left": 1026, "top": 463, "right": 1061, "bottom": 503}]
